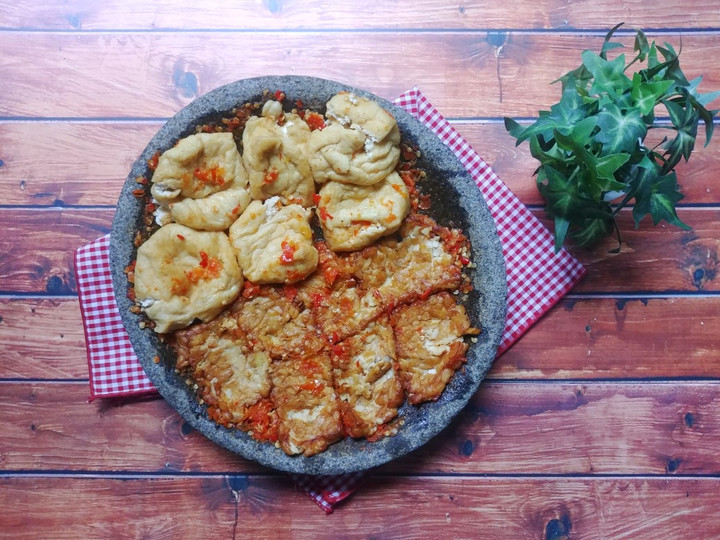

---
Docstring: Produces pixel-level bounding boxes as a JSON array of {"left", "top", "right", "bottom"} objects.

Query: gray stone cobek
[{"left": 110, "top": 76, "right": 507, "bottom": 475}]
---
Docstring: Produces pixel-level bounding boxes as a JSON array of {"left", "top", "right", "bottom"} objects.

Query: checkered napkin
[{"left": 74, "top": 88, "right": 585, "bottom": 513}]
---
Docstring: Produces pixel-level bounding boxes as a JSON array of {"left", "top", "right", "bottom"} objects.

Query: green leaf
[
  {"left": 632, "top": 169, "right": 690, "bottom": 229},
  {"left": 600, "top": 22, "right": 626, "bottom": 60},
  {"left": 595, "top": 102, "right": 647, "bottom": 154},
  {"left": 663, "top": 98, "right": 699, "bottom": 169},
  {"left": 631, "top": 72, "right": 674, "bottom": 115},
  {"left": 633, "top": 30, "right": 650, "bottom": 61},
  {"left": 504, "top": 117, "right": 525, "bottom": 139},
  {"left": 582, "top": 51, "right": 632, "bottom": 97},
  {"left": 511, "top": 83, "right": 591, "bottom": 144},
  {"left": 594, "top": 153, "right": 631, "bottom": 185},
  {"left": 509, "top": 23, "right": 714, "bottom": 251},
  {"left": 553, "top": 216, "right": 570, "bottom": 252},
  {"left": 570, "top": 216, "right": 616, "bottom": 247}
]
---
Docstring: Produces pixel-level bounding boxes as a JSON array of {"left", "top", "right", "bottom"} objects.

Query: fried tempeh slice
[
  {"left": 173, "top": 310, "right": 273, "bottom": 432},
  {"left": 230, "top": 284, "right": 326, "bottom": 360},
  {"left": 391, "top": 292, "right": 479, "bottom": 404},
  {"left": 331, "top": 317, "right": 404, "bottom": 439},
  {"left": 270, "top": 351, "right": 344, "bottom": 456},
  {"left": 301, "top": 213, "right": 468, "bottom": 342}
]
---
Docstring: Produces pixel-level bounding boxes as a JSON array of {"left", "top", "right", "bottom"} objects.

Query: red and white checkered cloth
[{"left": 74, "top": 88, "right": 585, "bottom": 513}]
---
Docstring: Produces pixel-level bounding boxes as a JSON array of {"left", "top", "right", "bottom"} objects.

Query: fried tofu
[
  {"left": 229, "top": 199, "right": 318, "bottom": 284},
  {"left": 307, "top": 92, "right": 401, "bottom": 187},
  {"left": 332, "top": 317, "right": 404, "bottom": 438},
  {"left": 134, "top": 224, "right": 242, "bottom": 333},
  {"left": 242, "top": 112, "right": 315, "bottom": 206},
  {"left": 316, "top": 171, "right": 410, "bottom": 252},
  {"left": 151, "top": 132, "right": 246, "bottom": 202},
  {"left": 270, "top": 352, "right": 344, "bottom": 456},
  {"left": 391, "top": 292, "right": 479, "bottom": 404}
]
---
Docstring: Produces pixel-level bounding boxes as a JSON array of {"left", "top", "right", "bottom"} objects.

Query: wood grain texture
[
  {"left": 1, "top": 0, "right": 719, "bottom": 31},
  {"left": 2, "top": 381, "right": 718, "bottom": 475},
  {"left": 3, "top": 207, "right": 719, "bottom": 294},
  {"left": 2, "top": 296, "right": 719, "bottom": 380},
  {"left": 0, "top": 298, "right": 87, "bottom": 379},
  {"left": 2, "top": 32, "right": 719, "bottom": 119},
  {"left": 0, "top": 208, "right": 113, "bottom": 294},
  {"left": 2, "top": 475, "right": 720, "bottom": 538},
  {"left": 1, "top": 121, "right": 717, "bottom": 207},
  {"left": 567, "top": 209, "right": 720, "bottom": 293}
]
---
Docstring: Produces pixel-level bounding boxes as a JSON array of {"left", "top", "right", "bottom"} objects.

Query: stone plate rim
[{"left": 110, "top": 75, "right": 507, "bottom": 475}]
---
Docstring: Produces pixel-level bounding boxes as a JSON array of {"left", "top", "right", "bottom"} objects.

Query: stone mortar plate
[{"left": 110, "top": 75, "right": 507, "bottom": 475}]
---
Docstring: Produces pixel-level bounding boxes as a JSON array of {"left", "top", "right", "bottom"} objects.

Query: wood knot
[
  {"left": 459, "top": 439, "right": 474, "bottom": 456},
  {"left": 545, "top": 514, "right": 572, "bottom": 539}
]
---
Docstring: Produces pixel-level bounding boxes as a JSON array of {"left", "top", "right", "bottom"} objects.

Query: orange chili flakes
[
  {"left": 318, "top": 206, "right": 333, "bottom": 222},
  {"left": 245, "top": 399, "right": 278, "bottom": 443},
  {"left": 263, "top": 168, "right": 279, "bottom": 185},
  {"left": 309, "top": 291, "right": 326, "bottom": 308},
  {"left": 274, "top": 90, "right": 286, "bottom": 102},
  {"left": 170, "top": 277, "right": 189, "bottom": 296},
  {"left": 322, "top": 265, "right": 339, "bottom": 287},
  {"left": 242, "top": 280, "right": 261, "bottom": 298},
  {"left": 177, "top": 234, "right": 185, "bottom": 240},
  {"left": 283, "top": 285, "right": 298, "bottom": 302},
  {"left": 193, "top": 165, "right": 226, "bottom": 186},
  {"left": 312, "top": 193, "right": 321, "bottom": 206},
  {"left": 298, "top": 357, "right": 320, "bottom": 377},
  {"left": 304, "top": 111, "right": 326, "bottom": 131},
  {"left": 299, "top": 379, "right": 325, "bottom": 395},
  {"left": 147, "top": 150, "right": 161, "bottom": 171},
  {"left": 185, "top": 251, "right": 223, "bottom": 285},
  {"left": 279, "top": 240, "right": 297, "bottom": 265}
]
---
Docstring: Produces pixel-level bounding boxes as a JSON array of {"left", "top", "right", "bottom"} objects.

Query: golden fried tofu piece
[
  {"left": 242, "top": 111, "right": 315, "bottom": 206},
  {"left": 150, "top": 132, "right": 246, "bottom": 202},
  {"left": 166, "top": 185, "right": 251, "bottom": 231},
  {"left": 229, "top": 199, "right": 318, "bottom": 284},
  {"left": 134, "top": 224, "right": 242, "bottom": 333},
  {"left": 307, "top": 92, "right": 400, "bottom": 187},
  {"left": 326, "top": 92, "right": 397, "bottom": 141},
  {"left": 173, "top": 310, "right": 272, "bottom": 428},
  {"left": 391, "top": 292, "right": 479, "bottom": 404},
  {"left": 316, "top": 171, "right": 410, "bottom": 252},
  {"left": 332, "top": 317, "right": 404, "bottom": 439},
  {"left": 270, "top": 352, "right": 344, "bottom": 456}
]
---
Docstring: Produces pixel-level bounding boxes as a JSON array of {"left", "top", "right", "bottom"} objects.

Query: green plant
[{"left": 505, "top": 23, "right": 720, "bottom": 252}]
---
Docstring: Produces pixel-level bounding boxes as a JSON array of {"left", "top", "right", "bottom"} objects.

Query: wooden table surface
[{"left": 2, "top": 1, "right": 720, "bottom": 537}]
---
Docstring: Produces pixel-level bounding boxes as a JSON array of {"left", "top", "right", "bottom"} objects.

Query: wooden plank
[
  {"left": 2, "top": 296, "right": 719, "bottom": 380},
  {"left": 0, "top": 475, "right": 238, "bottom": 539},
  {"left": 2, "top": 381, "right": 718, "bottom": 475},
  {"left": 1, "top": 0, "right": 719, "bottom": 31},
  {"left": 566, "top": 209, "right": 720, "bottom": 293},
  {"left": 2, "top": 207, "right": 720, "bottom": 294},
  {"left": 0, "top": 121, "right": 155, "bottom": 207},
  {"left": 2, "top": 32, "right": 719, "bottom": 119},
  {"left": 2, "top": 475, "right": 720, "bottom": 538},
  {"left": 0, "top": 208, "right": 113, "bottom": 294},
  {"left": 1, "top": 121, "right": 717, "bottom": 207},
  {"left": 493, "top": 296, "right": 720, "bottom": 379},
  {"left": 0, "top": 298, "right": 87, "bottom": 379}
]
